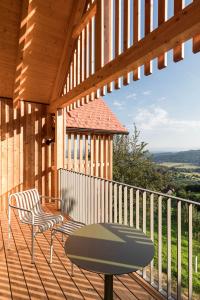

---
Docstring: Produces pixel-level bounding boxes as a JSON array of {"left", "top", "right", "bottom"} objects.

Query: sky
[{"left": 103, "top": 39, "right": 200, "bottom": 152}]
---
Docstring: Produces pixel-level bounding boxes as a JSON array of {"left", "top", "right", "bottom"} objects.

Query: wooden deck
[{"left": 0, "top": 203, "right": 164, "bottom": 300}]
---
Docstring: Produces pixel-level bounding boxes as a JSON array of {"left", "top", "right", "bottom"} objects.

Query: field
[{"left": 158, "top": 162, "right": 200, "bottom": 169}]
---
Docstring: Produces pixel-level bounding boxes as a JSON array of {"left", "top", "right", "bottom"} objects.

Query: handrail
[
  {"left": 59, "top": 168, "right": 200, "bottom": 206},
  {"left": 59, "top": 168, "right": 200, "bottom": 300}
]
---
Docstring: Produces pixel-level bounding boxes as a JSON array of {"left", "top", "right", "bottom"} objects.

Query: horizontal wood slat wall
[
  {"left": 0, "top": 98, "right": 54, "bottom": 211},
  {"left": 65, "top": 132, "right": 113, "bottom": 180}
]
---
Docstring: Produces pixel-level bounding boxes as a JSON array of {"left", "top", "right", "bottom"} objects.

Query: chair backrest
[{"left": 9, "top": 189, "right": 43, "bottom": 221}]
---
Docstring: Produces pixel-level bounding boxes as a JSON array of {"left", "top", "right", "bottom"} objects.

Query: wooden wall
[
  {"left": 65, "top": 132, "right": 113, "bottom": 180},
  {"left": 0, "top": 98, "right": 54, "bottom": 211}
]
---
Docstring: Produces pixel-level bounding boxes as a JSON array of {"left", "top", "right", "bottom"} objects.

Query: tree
[{"left": 113, "top": 125, "right": 170, "bottom": 191}]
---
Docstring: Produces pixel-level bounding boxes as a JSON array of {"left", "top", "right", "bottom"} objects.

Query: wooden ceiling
[{"left": 0, "top": 0, "right": 86, "bottom": 104}]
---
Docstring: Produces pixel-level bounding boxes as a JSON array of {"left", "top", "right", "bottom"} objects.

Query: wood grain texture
[
  {"left": 0, "top": 98, "right": 54, "bottom": 211},
  {"left": 50, "top": 1, "right": 200, "bottom": 111},
  {"left": 0, "top": 203, "right": 163, "bottom": 300}
]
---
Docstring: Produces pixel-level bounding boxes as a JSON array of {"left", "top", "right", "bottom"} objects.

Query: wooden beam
[
  {"left": 50, "top": 0, "right": 86, "bottom": 101},
  {"left": 49, "top": 1, "right": 200, "bottom": 111},
  {"left": 54, "top": 108, "right": 66, "bottom": 198},
  {"left": 13, "top": 0, "right": 29, "bottom": 107},
  {"left": 72, "top": 2, "right": 97, "bottom": 39}
]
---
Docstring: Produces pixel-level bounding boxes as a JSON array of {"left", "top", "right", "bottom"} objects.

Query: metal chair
[
  {"left": 8, "top": 188, "right": 63, "bottom": 263},
  {"left": 49, "top": 198, "right": 85, "bottom": 275}
]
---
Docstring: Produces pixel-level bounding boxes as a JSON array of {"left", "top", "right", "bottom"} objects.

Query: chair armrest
[
  {"left": 40, "top": 195, "right": 63, "bottom": 203},
  {"left": 9, "top": 205, "right": 34, "bottom": 224}
]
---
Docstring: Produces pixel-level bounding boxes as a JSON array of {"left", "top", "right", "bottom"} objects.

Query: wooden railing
[
  {"left": 50, "top": 0, "right": 200, "bottom": 112},
  {"left": 59, "top": 168, "right": 200, "bottom": 300},
  {"left": 65, "top": 132, "right": 113, "bottom": 179}
]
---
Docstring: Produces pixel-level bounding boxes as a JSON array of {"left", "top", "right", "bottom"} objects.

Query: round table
[{"left": 65, "top": 223, "right": 154, "bottom": 300}]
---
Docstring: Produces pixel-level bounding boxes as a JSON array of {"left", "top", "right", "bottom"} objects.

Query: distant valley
[{"left": 152, "top": 149, "right": 200, "bottom": 166}]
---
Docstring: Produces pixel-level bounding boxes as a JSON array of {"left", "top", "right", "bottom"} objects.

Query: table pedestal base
[{"left": 104, "top": 274, "right": 113, "bottom": 300}]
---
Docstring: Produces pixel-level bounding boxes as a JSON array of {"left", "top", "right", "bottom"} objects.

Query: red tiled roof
[{"left": 66, "top": 98, "right": 128, "bottom": 134}]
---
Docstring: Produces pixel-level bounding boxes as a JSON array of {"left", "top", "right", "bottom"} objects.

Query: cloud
[
  {"left": 126, "top": 92, "right": 137, "bottom": 99},
  {"left": 113, "top": 101, "right": 125, "bottom": 109},
  {"left": 135, "top": 106, "right": 200, "bottom": 132},
  {"left": 142, "top": 90, "right": 151, "bottom": 96},
  {"left": 157, "top": 96, "right": 166, "bottom": 102}
]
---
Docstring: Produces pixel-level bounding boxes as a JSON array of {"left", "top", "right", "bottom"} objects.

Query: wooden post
[
  {"left": 55, "top": 108, "right": 66, "bottom": 200},
  {"left": 108, "top": 135, "right": 113, "bottom": 180}
]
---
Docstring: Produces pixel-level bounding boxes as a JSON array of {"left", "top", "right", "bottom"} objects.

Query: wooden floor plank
[
  {"left": 0, "top": 203, "right": 162, "bottom": 300},
  {"left": 1, "top": 212, "right": 30, "bottom": 300},
  {"left": 0, "top": 220, "right": 12, "bottom": 300}
]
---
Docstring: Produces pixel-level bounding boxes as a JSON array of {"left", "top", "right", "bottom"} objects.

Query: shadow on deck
[{"left": 0, "top": 203, "right": 164, "bottom": 300}]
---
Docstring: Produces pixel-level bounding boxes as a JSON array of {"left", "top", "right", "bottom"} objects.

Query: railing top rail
[{"left": 59, "top": 168, "right": 200, "bottom": 207}]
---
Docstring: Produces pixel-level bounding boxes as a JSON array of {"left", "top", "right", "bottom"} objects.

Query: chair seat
[
  {"left": 22, "top": 213, "right": 63, "bottom": 233},
  {"left": 53, "top": 220, "right": 85, "bottom": 235}
]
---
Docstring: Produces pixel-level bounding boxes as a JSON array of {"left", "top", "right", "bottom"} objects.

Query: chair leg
[
  {"left": 31, "top": 225, "right": 35, "bottom": 264},
  {"left": 50, "top": 230, "right": 55, "bottom": 264}
]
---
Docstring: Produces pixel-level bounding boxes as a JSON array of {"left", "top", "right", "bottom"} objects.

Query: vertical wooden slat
[
  {"left": 55, "top": 108, "right": 66, "bottom": 198},
  {"left": 188, "top": 203, "right": 193, "bottom": 300},
  {"left": 7, "top": 100, "right": 14, "bottom": 198},
  {"left": 142, "top": 191, "right": 147, "bottom": 279},
  {"left": 85, "top": 135, "right": 89, "bottom": 174},
  {"left": 101, "top": 179, "right": 105, "bottom": 222},
  {"left": 123, "top": 0, "right": 130, "bottom": 85},
  {"left": 109, "top": 181, "right": 113, "bottom": 223},
  {"left": 95, "top": 0, "right": 103, "bottom": 71},
  {"left": 100, "top": 135, "right": 104, "bottom": 177},
  {"left": 74, "top": 134, "right": 77, "bottom": 172},
  {"left": 82, "top": 28, "right": 86, "bottom": 83},
  {"left": 130, "top": 188, "right": 133, "bottom": 227},
  {"left": 173, "top": 1, "right": 184, "bottom": 62},
  {"left": 94, "top": 177, "right": 98, "bottom": 223},
  {"left": 0, "top": 101, "right": 2, "bottom": 209},
  {"left": 167, "top": 198, "right": 172, "bottom": 298},
  {"left": 97, "top": 178, "right": 101, "bottom": 222},
  {"left": 70, "top": 63, "right": 73, "bottom": 90},
  {"left": 95, "top": 135, "right": 99, "bottom": 177},
  {"left": 144, "top": 0, "right": 153, "bottom": 75},
  {"left": 89, "top": 19, "right": 93, "bottom": 76},
  {"left": 177, "top": 200, "right": 182, "bottom": 299},
  {"left": 31, "top": 104, "right": 35, "bottom": 190},
  {"left": 114, "top": 183, "right": 117, "bottom": 223},
  {"left": 105, "top": 180, "right": 109, "bottom": 222},
  {"left": 158, "top": 0, "right": 167, "bottom": 69},
  {"left": 68, "top": 133, "right": 72, "bottom": 170},
  {"left": 193, "top": 34, "right": 200, "bottom": 53},
  {"left": 124, "top": 186, "right": 127, "bottom": 225},
  {"left": 80, "top": 31, "right": 83, "bottom": 83},
  {"left": 150, "top": 193, "right": 154, "bottom": 284},
  {"left": 108, "top": 135, "right": 113, "bottom": 179},
  {"left": 74, "top": 49, "right": 77, "bottom": 88},
  {"left": 115, "top": 0, "right": 121, "bottom": 89},
  {"left": 77, "top": 37, "right": 80, "bottom": 86},
  {"left": 133, "top": 0, "right": 141, "bottom": 81},
  {"left": 136, "top": 190, "right": 140, "bottom": 229},
  {"left": 119, "top": 185, "right": 122, "bottom": 224},
  {"left": 158, "top": 196, "right": 162, "bottom": 291},
  {"left": 91, "top": 176, "right": 94, "bottom": 223},
  {"left": 26, "top": 103, "right": 31, "bottom": 190},
  {"left": 79, "top": 134, "right": 83, "bottom": 173},
  {"left": 104, "top": 135, "right": 108, "bottom": 179},
  {"left": 104, "top": 0, "right": 113, "bottom": 92},
  {"left": 34, "top": 105, "right": 39, "bottom": 190},
  {"left": 90, "top": 134, "right": 94, "bottom": 176}
]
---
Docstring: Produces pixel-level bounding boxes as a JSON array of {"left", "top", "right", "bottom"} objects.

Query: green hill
[{"left": 152, "top": 149, "right": 200, "bottom": 166}]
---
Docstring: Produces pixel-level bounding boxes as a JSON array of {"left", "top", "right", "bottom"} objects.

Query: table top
[{"left": 65, "top": 223, "right": 154, "bottom": 276}]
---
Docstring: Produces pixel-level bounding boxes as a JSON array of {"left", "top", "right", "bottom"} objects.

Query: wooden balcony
[{"left": 0, "top": 203, "right": 164, "bottom": 300}]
